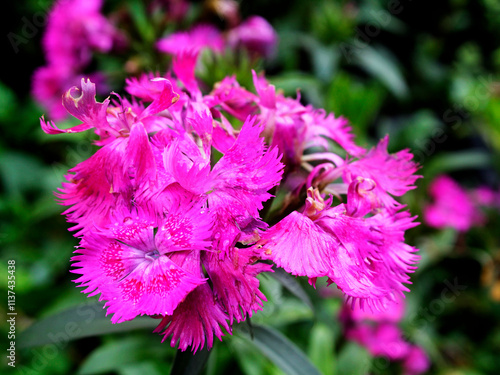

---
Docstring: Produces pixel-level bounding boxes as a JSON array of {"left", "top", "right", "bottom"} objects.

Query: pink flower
[
  {"left": 342, "top": 136, "right": 421, "bottom": 213},
  {"left": 402, "top": 345, "right": 431, "bottom": 375},
  {"left": 72, "top": 201, "right": 211, "bottom": 323},
  {"left": 156, "top": 24, "right": 225, "bottom": 56},
  {"left": 257, "top": 187, "right": 419, "bottom": 310},
  {"left": 41, "top": 78, "right": 178, "bottom": 234},
  {"left": 424, "top": 175, "right": 485, "bottom": 231},
  {"left": 340, "top": 297, "right": 430, "bottom": 374},
  {"left": 42, "top": 0, "right": 120, "bottom": 68},
  {"left": 471, "top": 185, "right": 500, "bottom": 211},
  {"left": 163, "top": 112, "right": 284, "bottom": 254},
  {"left": 32, "top": 0, "right": 124, "bottom": 119},
  {"left": 227, "top": 16, "right": 278, "bottom": 58}
]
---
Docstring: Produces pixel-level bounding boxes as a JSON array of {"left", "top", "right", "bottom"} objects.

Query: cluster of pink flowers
[
  {"left": 39, "top": 1, "right": 422, "bottom": 354},
  {"left": 31, "top": 0, "right": 277, "bottom": 122},
  {"left": 157, "top": 15, "right": 277, "bottom": 59},
  {"left": 424, "top": 174, "right": 500, "bottom": 232},
  {"left": 32, "top": 0, "right": 125, "bottom": 121},
  {"left": 339, "top": 297, "right": 430, "bottom": 375}
]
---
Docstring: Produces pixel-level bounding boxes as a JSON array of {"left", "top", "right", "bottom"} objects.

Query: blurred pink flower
[
  {"left": 340, "top": 297, "right": 430, "bottom": 374},
  {"left": 156, "top": 24, "right": 225, "bottom": 55},
  {"left": 31, "top": 0, "right": 125, "bottom": 120},
  {"left": 228, "top": 16, "right": 278, "bottom": 58},
  {"left": 424, "top": 175, "right": 485, "bottom": 231}
]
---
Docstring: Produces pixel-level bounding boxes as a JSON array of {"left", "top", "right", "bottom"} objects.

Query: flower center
[{"left": 145, "top": 249, "right": 160, "bottom": 260}]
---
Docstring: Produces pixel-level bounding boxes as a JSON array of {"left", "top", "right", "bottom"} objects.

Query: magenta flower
[
  {"left": 342, "top": 136, "right": 421, "bottom": 213},
  {"left": 339, "top": 297, "right": 430, "bottom": 374},
  {"left": 41, "top": 73, "right": 285, "bottom": 351},
  {"left": 156, "top": 24, "right": 225, "bottom": 56},
  {"left": 227, "top": 16, "right": 278, "bottom": 58},
  {"left": 32, "top": 0, "right": 124, "bottom": 120},
  {"left": 72, "top": 201, "right": 211, "bottom": 323},
  {"left": 251, "top": 70, "right": 361, "bottom": 170},
  {"left": 423, "top": 175, "right": 485, "bottom": 231},
  {"left": 40, "top": 32, "right": 421, "bottom": 352},
  {"left": 40, "top": 78, "right": 179, "bottom": 234},
  {"left": 42, "top": 0, "right": 120, "bottom": 68},
  {"left": 402, "top": 346, "right": 431, "bottom": 375},
  {"left": 257, "top": 186, "right": 419, "bottom": 310}
]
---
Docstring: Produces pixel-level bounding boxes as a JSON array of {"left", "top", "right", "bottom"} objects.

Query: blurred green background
[{"left": 2, "top": 0, "right": 500, "bottom": 374}]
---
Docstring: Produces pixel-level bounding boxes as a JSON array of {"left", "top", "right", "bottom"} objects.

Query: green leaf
[
  {"left": 269, "top": 268, "right": 314, "bottom": 312},
  {"left": 325, "top": 72, "right": 386, "bottom": 138},
  {"left": 353, "top": 46, "right": 408, "bottom": 99},
  {"left": 424, "top": 150, "right": 491, "bottom": 179},
  {"left": 169, "top": 346, "right": 211, "bottom": 375},
  {"left": 336, "top": 342, "right": 372, "bottom": 375},
  {"left": 78, "top": 337, "right": 148, "bottom": 375},
  {"left": 119, "top": 362, "right": 167, "bottom": 375},
  {"left": 127, "top": 0, "right": 155, "bottom": 43},
  {"left": 18, "top": 301, "right": 159, "bottom": 349},
  {"left": 308, "top": 323, "right": 335, "bottom": 375},
  {"left": 237, "top": 324, "right": 322, "bottom": 375}
]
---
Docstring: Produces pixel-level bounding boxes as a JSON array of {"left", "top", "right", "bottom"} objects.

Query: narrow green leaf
[
  {"left": 269, "top": 268, "right": 314, "bottom": 312},
  {"left": 424, "top": 150, "right": 491, "bottom": 178},
  {"left": 308, "top": 323, "right": 335, "bottom": 375},
  {"left": 336, "top": 342, "right": 372, "bottom": 375},
  {"left": 78, "top": 337, "right": 146, "bottom": 375},
  {"left": 354, "top": 46, "right": 408, "bottom": 99},
  {"left": 169, "top": 346, "right": 211, "bottom": 375},
  {"left": 18, "top": 301, "right": 159, "bottom": 349},
  {"left": 237, "top": 324, "right": 322, "bottom": 375},
  {"left": 119, "top": 362, "right": 166, "bottom": 375},
  {"left": 127, "top": 0, "right": 155, "bottom": 43}
]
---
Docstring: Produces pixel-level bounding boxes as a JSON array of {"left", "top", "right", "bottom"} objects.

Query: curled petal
[{"left": 62, "top": 78, "right": 112, "bottom": 132}]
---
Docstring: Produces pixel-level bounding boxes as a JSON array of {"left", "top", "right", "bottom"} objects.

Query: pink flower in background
[
  {"left": 471, "top": 185, "right": 500, "bottom": 210},
  {"left": 156, "top": 16, "right": 279, "bottom": 62},
  {"left": 403, "top": 346, "right": 431, "bottom": 375},
  {"left": 340, "top": 297, "right": 430, "bottom": 375},
  {"left": 31, "top": 0, "right": 125, "bottom": 120},
  {"left": 156, "top": 24, "right": 225, "bottom": 55},
  {"left": 42, "top": 0, "right": 119, "bottom": 68},
  {"left": 228, "top": 16, "right": 278, "bottom": 58},
  {"left": 424, "top": 175, "right": 485, "bottom": 231}
]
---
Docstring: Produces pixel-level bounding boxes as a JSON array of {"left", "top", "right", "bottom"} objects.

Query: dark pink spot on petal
[
  {"left": 121, "top": 278, "right": 144, "bottom": 304},
  {"left": 100, "top": 242, "right": 125, "bottom": 280}
]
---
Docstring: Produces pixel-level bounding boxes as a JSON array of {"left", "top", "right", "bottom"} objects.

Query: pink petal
[{"left": 154, "top": 284, "right": 230, "bottom": 352}]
